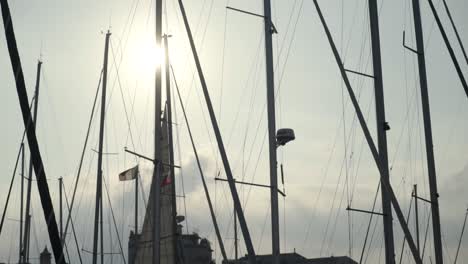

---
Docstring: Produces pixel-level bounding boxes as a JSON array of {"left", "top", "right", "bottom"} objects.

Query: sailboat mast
[
  {"left": 234, "top": 208, "right": 238, "bottom": 260},
  {"left": 92, "top": 30, "right": 111, "bottom": 264},
  {"left": 24, "top": 214, "right": 31, "bottom": 261},
  {"left": 152, "top": 0, "right": 164, "bottom": 262},
  {"left": 59, "top": 177, "right": 63, "bottom": 242},
  {"left": 100, "top": 193, "right": 104, "bottom": 264},
  {"left": 411, "top": 1, "right": 443, "bottom": 262},
  {"left": 19, "top": 143, "right": 24, "bottom": 263},
  {"left": 367, "top": 1, "right": 395, "bottom": 263},
  {"left": 163, "top": 34, "right": 178, "bottom": 263},
  {"left": 135, "top": 169, "right": 139, "bottom": 234},
  {"left": 262, "top": 0, "right": 280, "bottom": 263},
  {"left": 414, "top": 185, "right": 420, "bottom": 253},
  {"left": 22, "top": 59, "right": 42, "bottom": 264}
]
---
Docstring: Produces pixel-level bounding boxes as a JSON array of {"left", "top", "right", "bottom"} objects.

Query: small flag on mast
[
  {"left": 161, "top": 175, "right": 171, "bottom": 187},
  {"left": 119, "top": 165, "right": 139, "bottom": 181}
]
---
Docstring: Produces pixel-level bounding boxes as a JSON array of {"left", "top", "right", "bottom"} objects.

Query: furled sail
[{"left": 132, "top": 111, "right": 176, "bottom": 264}]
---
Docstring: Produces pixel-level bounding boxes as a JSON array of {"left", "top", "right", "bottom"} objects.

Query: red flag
[{"left": 161, "top": 176, "right": 171, "bottom": 187}]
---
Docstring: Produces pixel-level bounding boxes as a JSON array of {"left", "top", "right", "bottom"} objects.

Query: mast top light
[{"left": 276, "top": 128, "right": 295, "bottom": 146}]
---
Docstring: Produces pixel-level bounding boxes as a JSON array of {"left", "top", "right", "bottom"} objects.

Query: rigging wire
[
  {"left": 62, "top": 178, "right": 83, "bottom": 263},
  {"left": 314, "top": 1, "right": 420, "bottom": 258},
  {"left": 62, "top": 70, "right": 102, "bottom": 245},
  {"left": 454, "top": 208, "right": 468, "bottom": 264},
  {"left": 363, "top": 212, "right": 383, "bottom": 264},
  {"left": 441, "top": 0, "right": 468, "bottom": 65},
  {"left": 102, "top": 177, "right": 127, "bottom": 264},
  {"left": 171, "top": 65, "right": 228, "bottom": 262},
  {"left": 339, "top": 0, "right": 353, "bottom": 257},
  {"left": 358, "top": 183, "right": 380, "bottom": 264},
  {"left": 173, "top": 0, "right": 220, "bottom": 192},
  {"left": 110, "top": 38, "right": 152, "bottom": 244},
  {"left": 211, "top": 6, "right": 307, "bottom": 247},
  {"left": 301, "top": 1, "right": 373, "bottom": 253},
  {"left": 322, "top": 87, "right": 375, "bottom": 256},
  {"left": 257, "top": 203, "right": 272, "bottom": 253},
  {"left": 122, "top": 84, "right": 138, "bottom": 236},
  {"left": 0, "top": 97, "right": 35, "bottom": 238},
  {"left": 109, "top": 40, "right": 137, "bottom": 153},
  {"left": 218, "top": 1, "right": 229, "bottom": 129},
  {"left": 426, "top": 0, "right": 468, "bottom": 99},
  {"left": 421, "top": 208, "right": 431, "bottom": 260},
  {"left": 180, "top": 0, "right": 216, "bottom": 110},
  {"left": 320, "top": 148, "right": 348, "bottom": 255},
  {"left": 223, "top": 0, "right": 302, "bottom": 174},
  {"left": 397, "top": 195, "right": 414, "bottom": 264},
  {"left": 234, "top": 0, "right": 305, "bottom": 219},
  {"left": 442, "top": 230, "right": 453, "bottom": 263},
  {"left": 214, "top": 1, "right": 231, "bottom": 259},
  {"left": 0, "top": 139, "right": 25, "bottom": 238},
  {"left": 172, "top": 80, "right": 189, "bottom": 234},
  {"left": 324, "top": 0, "right": 396, "bottom": 258}
]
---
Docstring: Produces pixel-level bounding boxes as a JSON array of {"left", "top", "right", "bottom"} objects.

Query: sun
[
  {"left": 141, "top": 42, "right": 164, "bottom": 70},
  {"left": 130, "top": 35, "right": 165, "bottom": 76}
]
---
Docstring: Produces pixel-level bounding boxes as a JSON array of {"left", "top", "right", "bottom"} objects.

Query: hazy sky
[{"left": 1, "top": 0, "right": 467, "bottom": 263}]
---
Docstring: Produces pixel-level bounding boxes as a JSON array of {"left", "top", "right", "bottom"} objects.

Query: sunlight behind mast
[{"left": 128, "top": 34, "right": 165, "bottom": 81}]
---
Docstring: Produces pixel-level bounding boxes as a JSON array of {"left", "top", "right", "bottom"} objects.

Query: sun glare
[
  {"left": 132, "top": 37, "right": 165, "bottom": 76},
  {"left": 142, "top": 43, "right": 164, "bottom": 70}
]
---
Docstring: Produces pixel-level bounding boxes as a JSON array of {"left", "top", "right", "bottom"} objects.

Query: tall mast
[
  {"left": 22, "top": 59, "right": 42, "bottom": 264},
  {"left": 163, "top": 34, "right": 178, "bottom": 263},
  {"left": 24, "top": 214, "right": 31, "bottom": 261},
  {"left": 234, "top": 208, "right": 238, "bottom": 260},
  {"left": 263, "top": 0, "right": 280, "bottom": 263},
  {"left": 59, "top": 177, "right": 63, "bottom": 242},
  {"left": 100, "top": 193, "right": 104, "bottom": 264},
  {"left": 92, "top": 31, "right": 111, "bottom": 264},
  {"left": 152, "top": 0, "right": 163, "bottom": 262},
  {"left": 368, "top": 1, "right": 395, "bottom": 263},
  {"left": 19, "top": 143, "right": 24, "bottom": 263},
  {"left": 411, "top": 0, "right": 443, "bottom": 262},
  {"left": 414, "top": 185, "right": 420, "bottom": 253},
  {"left": 135, "top": 169, "right": 139, "bottom": 234}
]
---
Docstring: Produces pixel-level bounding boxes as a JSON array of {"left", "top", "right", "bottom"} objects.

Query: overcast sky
[{"left": 1, "top": 0, "right": 467, "bottom": 263}]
